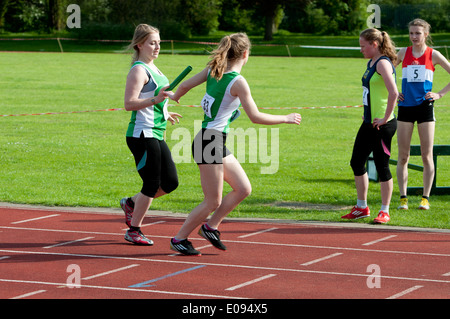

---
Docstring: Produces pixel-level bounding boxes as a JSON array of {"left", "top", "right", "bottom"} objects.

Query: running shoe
[
  {"left": 419, "top": 198, "right": 430, "bottom": 210},
  {"left": 198, "top": 224, "right": 227, "bottom": 251},
  {"left": 120, "top": 197, "right": 134, "bottom": 227},
  {"left": 341, "top": 206, "right": 370, "bottom": 220},
  {"left": 373, "top": 211, "right": 390, "bottom": 224},
  {"left": 125, "top": 229, "right": 154, "bottom": 245},
  {"left": 397, "top": 197, "right": 408, "bottom": 210},
  {"left": 170, "top": 238, "right": 201, "bottom": 256}
]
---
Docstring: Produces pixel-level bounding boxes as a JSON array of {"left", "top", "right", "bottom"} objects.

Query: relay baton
[{"left": 167, "top": 66, "right": 193, "bottom": 91}]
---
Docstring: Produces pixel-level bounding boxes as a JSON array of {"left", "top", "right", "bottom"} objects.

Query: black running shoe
[
  {"left": 198, "top": 224, "right": 227, "bottom": 251},
  {"left": 170, "top": 238, "right": 201, "bottom": 256}
]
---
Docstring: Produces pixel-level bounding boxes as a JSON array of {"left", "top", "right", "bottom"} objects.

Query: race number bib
[
  {"left": 362, "top": 87, "right": 369, "bottom": 106},
  {"left": 201, "top": 93, "right": 215, "bottom": 118},
  {"left": 406, "top": 65, "right": 426, "bottom": 83}
]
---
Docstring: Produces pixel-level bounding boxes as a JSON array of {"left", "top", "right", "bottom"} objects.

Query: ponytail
[
  {"left": 380, "top": 31, "right": 397, "bottom": 65},
  {"left": 207, "top": 33, "right": 251, "bottom": 81},
  {"left": 208, "top": 36, "right": 232, "bottom": 81},
  {"left": 360, "top": 28, "right": 397, "bottom": 65}
]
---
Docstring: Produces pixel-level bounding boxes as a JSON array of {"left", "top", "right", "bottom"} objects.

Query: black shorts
[
  {"left": 192, "top": 128, "right": 231, "bottom": 165},
  {"left": 397, "top": 100, "right": 435, "bottom": 123}
]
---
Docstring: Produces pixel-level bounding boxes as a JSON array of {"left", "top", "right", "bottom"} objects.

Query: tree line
[{"left": 0, "top": 0, "right": 448, "bottom": 41}]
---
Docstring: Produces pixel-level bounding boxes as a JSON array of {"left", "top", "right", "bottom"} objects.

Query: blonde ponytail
[{"left": 207, "top": 33, "right": 251, "bottom": 81}]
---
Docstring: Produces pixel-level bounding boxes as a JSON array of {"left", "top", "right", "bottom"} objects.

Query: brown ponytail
[
  {"left": 360, "top": 28, "right": 397, "bottom": 65},
  {"left": 207, "top": 33, "right": 251, "bottom": 81}
]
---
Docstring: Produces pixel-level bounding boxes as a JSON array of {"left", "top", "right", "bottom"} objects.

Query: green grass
[
  {"left": 1, "top": 31, "right": 449, "bottom": 58},
  {"left": 0, "top": 52, "right": 449, "bottom": 229}
]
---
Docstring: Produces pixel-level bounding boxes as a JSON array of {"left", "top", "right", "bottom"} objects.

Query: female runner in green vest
[
  {"left": 121, "top": 24, "right": 182, "bottom": 245},
  {"left": 167, "top": 33, "right": 302, "bottom": 255}
]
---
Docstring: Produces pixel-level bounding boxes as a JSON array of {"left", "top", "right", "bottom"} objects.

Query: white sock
[
  {"left": 381, "top": 205, "right": 389, "bottom": 213},
  {"left": 357, "top": 199, "right": 367, "bottom": 209}
]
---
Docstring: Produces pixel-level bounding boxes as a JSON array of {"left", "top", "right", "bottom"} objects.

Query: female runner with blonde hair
[
  {"left": 168, "top": 33, "right": 301, "bottom": 255},
  {"left": 120, "top": 24, "right": 182, "bottom": 245}
]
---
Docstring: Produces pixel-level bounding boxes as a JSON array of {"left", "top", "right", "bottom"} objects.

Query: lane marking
[
  {"left": 1, "top": 225, "right": 449, "bottom": 257},
  {"left": 0, "top": 256, "right": 10, "bottom": 261},
  {"left": 1, "top": 249, "right": 449, "bottom": 285},
  {"left": 238, "top": 227, "right": 278, "bottom": 238},
  {"left": 362, "top": 235, "right": 397, "bottom": 246},
  {"left": 43, "top": 237, "right": 94, "bottom": 249},
  {"left": 386, "top": 285, "right": 424, "bottom": 299},
  {"left": 11, "top": 214, "right": 59, "bottom": 225},
  {"left": 0, "top": 278, "right": 244, "bottom": 299},
  {"left": 82, "top": 264, "right": 140, "bottom": 280},
  {"left": 301, "top": 253, "right": 343, "bottom": 266},
  {"left": 10, "top": 290, "right": 47, "bottom": 299},
  {"left": 129, "top": 265, "right": 206, "bottom": 288},
  {"left": 225, "top": 274, "right": 277, "bottom": 291},
  {"left": 122, "top": 220, "right": 165, "bottom": 231},
  {"left": 168, "top": 244, "right": 212, "bottom": 256},
  {"left": 442, "top": 272, "right": 450, "bottom": 277}
]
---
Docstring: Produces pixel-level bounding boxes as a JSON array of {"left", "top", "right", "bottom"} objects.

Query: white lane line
[
  {"left": 442, "top": 272, "right": 450, "bottom": 277},
  {"left": 1, "top": 278, "right": 245, "bottom": 299},
  {"left": 1, "top": 249, "right": 449, "bottom": 284},
  {"left": 238, "top": 227, "right": 278, "bottom": 238},
  {"left": 386, "top": 285, "right": 424, "bottom": 299},
  {"left": 82, "top": 264, "right": 140, "bottom": 280},
  {"left": 0, "top": 256, "right": 10, "bottom": 261},
  {"left": 10, "top": 290, "right": 47, "bottom": 299},
  {"left": 301, "top": 253, "right": 343, "bottom": 266},
  {"left": 43, "top": 237, "right": 94, "bottom": 249},
  {"left": 1, "top": 226, "right": 449, "bottom": 257},
  {"left": 168, "top": 244, "right": 212, "bottom": 256},
  {"left": 225, "top": 274, "right": 277, "bottom": 291},
  {"left": 362, "top": 235, "right": 397, "bottom": 246},
  {"left": 11, "top": 214, "right": 60, "bottom": 225},
  {"left": 122, "top": 220, "right": 165, "bottom": 230}
]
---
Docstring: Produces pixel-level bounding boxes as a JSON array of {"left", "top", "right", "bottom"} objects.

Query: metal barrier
[{"left": 367, "top": 145, "right": 450, "bottom": 195}]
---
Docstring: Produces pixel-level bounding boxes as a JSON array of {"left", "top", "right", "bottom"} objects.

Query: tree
[
  {"left": 239, "top": 0, "right": 308, "bottom": 40},
  {"left": 46, "top": 0, "right": 68, "bottom": 31}
]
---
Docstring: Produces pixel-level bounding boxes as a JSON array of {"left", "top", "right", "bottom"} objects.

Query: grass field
[
  {"left": 0, "top": 51, "right": 449, "bottom": 229},
  {"left": 1, "top": 31, "right": 449, "bottom": 58}
]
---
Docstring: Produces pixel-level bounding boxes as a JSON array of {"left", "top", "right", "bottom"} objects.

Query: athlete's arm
[
  {"left": 232, "top": 77, "right": 301, "bottom": 125},
  {"left": 427, "top": 50, "right": 450, "bottom": 101},
  {"left": 124, "top": 66, "right": 168, "bottom": 111},
  {"left": 395, "top": 47, "right": 406, "bottom": 67},
  {"left": 168, "top": 67, "right": 209, "bottom": 103}
]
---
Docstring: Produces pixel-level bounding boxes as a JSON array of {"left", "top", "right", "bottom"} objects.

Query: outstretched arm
[
  {"left": 232, "top": 77, "right": 301, "bottom": 125},
  {"left": 168, "top": 67, "right": 209, "bottom": 103}
]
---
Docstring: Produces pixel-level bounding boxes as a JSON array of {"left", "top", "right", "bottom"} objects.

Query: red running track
[{"left": 1, "top": 205, "right": 449, "bottom": 302}]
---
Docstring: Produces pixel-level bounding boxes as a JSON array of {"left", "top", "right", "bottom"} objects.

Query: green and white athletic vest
[
  {"left": 200, "top": 70, "right": 242, "bottom": 134},
  {"left": 126, "top": 61, "right": 170, "bottom": 140}
]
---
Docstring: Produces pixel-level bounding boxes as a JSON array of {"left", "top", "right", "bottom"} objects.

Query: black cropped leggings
[
  {"left": 350, "top": 119, "right": 397, "bottom": 182},
  {"left": 126, "top": 135, "right": 178, "bottom": 198}
]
